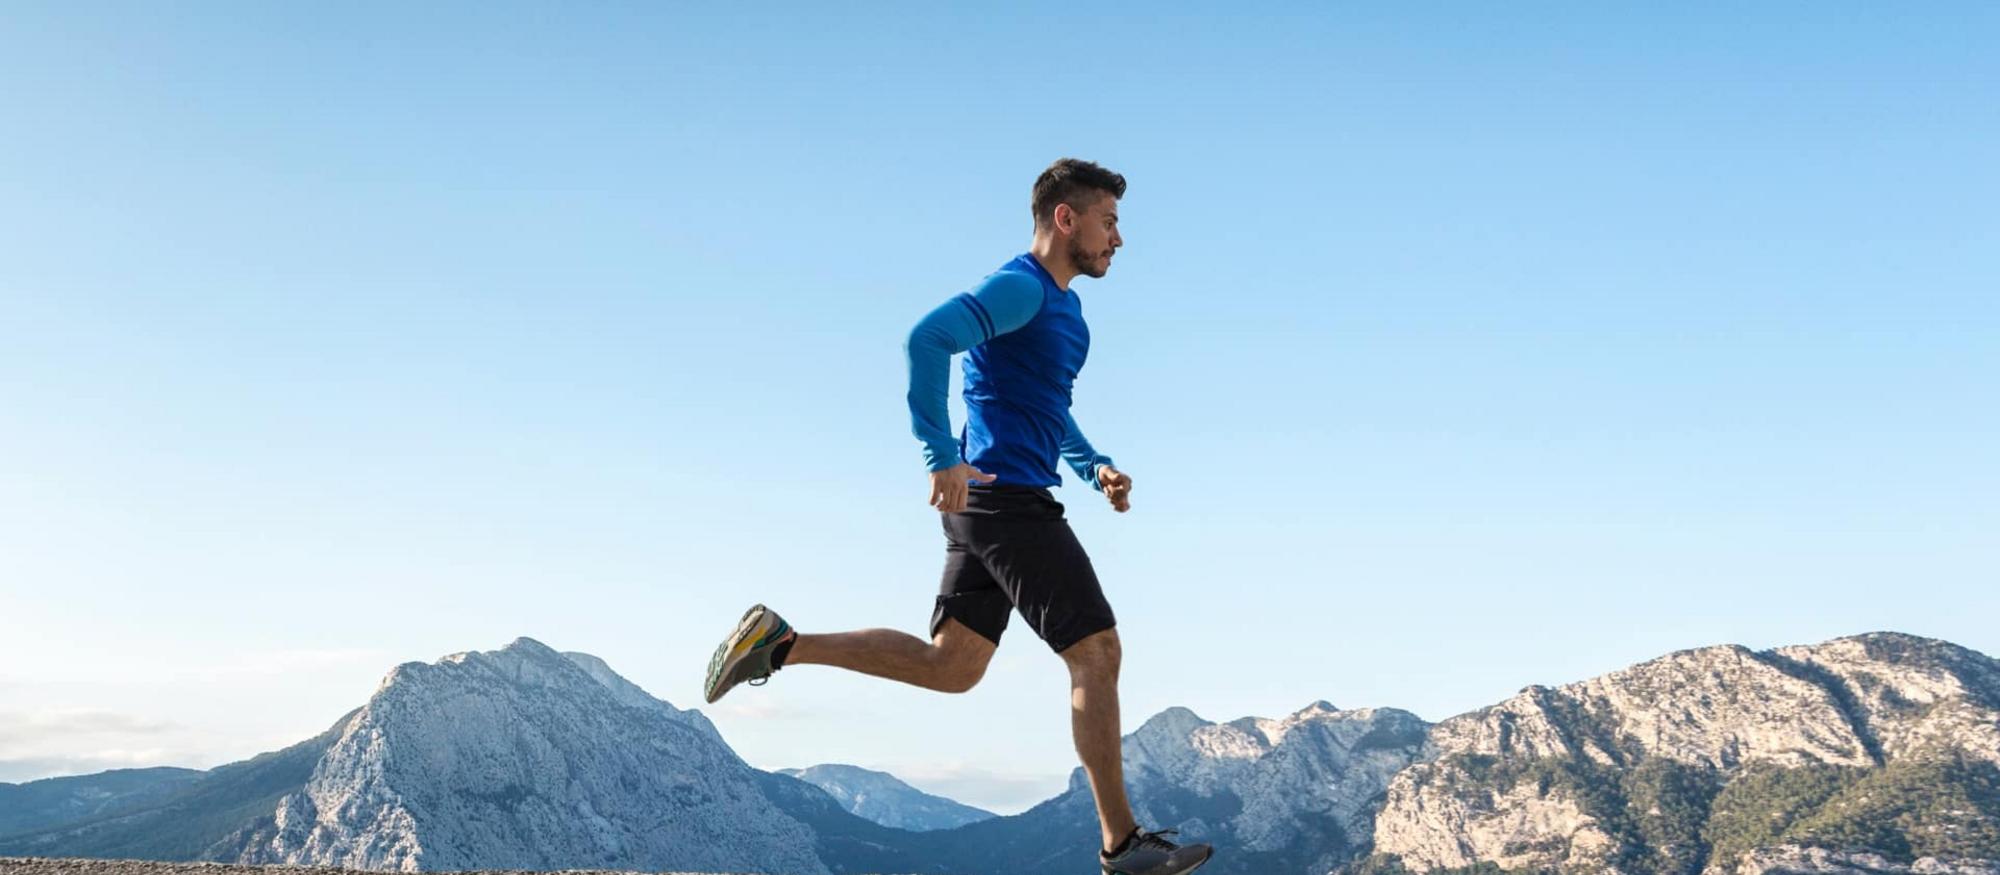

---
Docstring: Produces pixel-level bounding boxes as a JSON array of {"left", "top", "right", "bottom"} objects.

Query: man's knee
[
  {"left": 1059, "top": 627, "right": 1121, "bottom": 674},
  {"left": 932, "top": 618, "right": 996, "bottom": 694},
  {"left": 935, "top": 656, "right": 987, "bottom": 693}
]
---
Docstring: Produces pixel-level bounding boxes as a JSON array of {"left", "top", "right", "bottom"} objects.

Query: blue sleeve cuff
[
  {"left": 1073, "top": 456, "right": 1116, "bottom": 491},
  {"left": 1059, "top": 410, "right": 1116, "bottom": 491}
]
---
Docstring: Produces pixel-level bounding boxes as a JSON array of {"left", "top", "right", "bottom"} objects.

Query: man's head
[{"left": 1032, "top": 158, "right": 1125, "bottom": 280}]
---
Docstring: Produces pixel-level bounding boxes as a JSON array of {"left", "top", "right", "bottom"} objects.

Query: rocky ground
[{"left": 0, "top": 860, "right": 767, "bottom": 875}]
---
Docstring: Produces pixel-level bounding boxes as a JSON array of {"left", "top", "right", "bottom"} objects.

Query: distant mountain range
[
  {"left": 2, "top": 632, "right": 1996, "bottom": 874},
  {"left": 776, "top": 765, "right": 993, "bottom": 832},
  {"left": 0, "top": 768, "right": 203, "bottom": 840}
]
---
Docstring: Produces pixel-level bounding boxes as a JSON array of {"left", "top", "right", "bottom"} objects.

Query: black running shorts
[{"left": 928, "top": 484, "right": 1117, "bottom": 654}]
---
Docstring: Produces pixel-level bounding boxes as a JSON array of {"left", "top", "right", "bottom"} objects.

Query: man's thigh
[
  {"left": 979, "top": 517, "right": 1118, "bottom": 654},
  {"left": 931, "top": 519, "right": 1011, "bottom": 646}
]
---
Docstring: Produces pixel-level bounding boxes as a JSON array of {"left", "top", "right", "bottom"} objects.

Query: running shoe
[
  {"left": 703, "top": 604, "right": 796, "bottom": 704},
  {"left": 1099, "top": 826, "right": 1214, "bottom": 875}
]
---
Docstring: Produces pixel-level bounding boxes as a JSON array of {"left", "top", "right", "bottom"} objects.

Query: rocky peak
[
  {"left": 1369, "top": 632, "right": 2000, "bottom": 875},
  {"left": 776, "top": 764, "right": 995, "bottom": 832},
  {"left": 1045, "top": 702, "right": 1434, "bottom": 874},
  {"left": 1771, "top": 632, "right": 2000, "bottom": 767},
  {"left": 1424, "top": 640, "right": 1879, "bottom": 771},
  {"left": 232, "top": 637, "right": 827, "bottom": 874},
  {"left": 559, "top": 649, "right": 724, "bottom": 745}
]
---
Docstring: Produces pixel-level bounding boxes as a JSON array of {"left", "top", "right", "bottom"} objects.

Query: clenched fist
[{"left": 1098, "top": 465, "right": 1132, "bottom": 512}]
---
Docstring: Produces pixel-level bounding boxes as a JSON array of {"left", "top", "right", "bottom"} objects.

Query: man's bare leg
[
  {"left": 786, "top": 616, "right": 996, "bottom": 694},
  {"left": 1060, "top": 627, "right": 1139, "bottom": 853}
]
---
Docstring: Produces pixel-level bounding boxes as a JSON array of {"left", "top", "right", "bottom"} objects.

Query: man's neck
[{"left": 1027, "top": 243, "right": 1077, "bottom": 291}]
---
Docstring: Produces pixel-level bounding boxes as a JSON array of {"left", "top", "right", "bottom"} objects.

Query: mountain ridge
[
  {"left": 3, "top": 630, "right": 1995, "bottom": 874},
  {"left": 774, "top": 764, "right": 994, "bottom": 833},
  {"left": 1366, "top": 631, "right": 2000, "bottom": 875}
]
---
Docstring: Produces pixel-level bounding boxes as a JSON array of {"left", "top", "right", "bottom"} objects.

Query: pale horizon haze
[{"left": 3, "top": 4, "right": 1996, "bottom": 815}]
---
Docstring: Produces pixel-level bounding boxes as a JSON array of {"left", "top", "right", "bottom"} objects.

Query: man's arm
[
  {"left": 1062, "top": 411, "right": 1133, "bottom": 512},
  {"left": 904, "top": 271, "right": 1043, "bottom": 510},
  {"left": 1059, "top": 410, "right": 1117, "bottom": 491}
]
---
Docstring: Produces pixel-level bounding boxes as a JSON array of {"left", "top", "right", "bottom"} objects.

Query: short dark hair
[{"left": 1032, "top": 158, "right": 1126, "bottom": 230}]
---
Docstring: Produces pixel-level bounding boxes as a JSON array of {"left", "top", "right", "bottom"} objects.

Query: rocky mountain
[
  {"left": 7, "top": 630, "right": 1998, "bottom": 874},
  {"left": 0, "top": 638, "right": 1434, "bottom": 875},
  {"left": 557, "top": 649, "right": 727, "bottom": 748},
  {"left": 898, "top": 701, "right": 1432, "bottom": 875},
  {"left": 0, "top": 712, "right": 356, "bottom": 862},
  {"left": 776, "top": 765, "right": 993, "bottom": 832},
  {"left": 1715, "top": 846, "right": 2000, "bottom": 875},
  {"left": 0, "top": 769, "right": 204, "bottom": 841},
  {"left": 1362, "top": 633, "right": 2000, "bottom": 875},
  {"left": 0, "top": 640, "right": 928, "bottom": 874},
  {"left": 222, "top": 638, "right": 843, "bottom": 873}
]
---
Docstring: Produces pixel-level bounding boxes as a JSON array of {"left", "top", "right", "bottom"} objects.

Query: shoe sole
[
  {"left": 1185, "top": 847, "right": 1214, "bottom": 873},
  {"left": 705, "top": 604, "right": 771, "bottom": 703},
  {"left": 1101, "top": 846, "right": 1214, "bottom": 875}
]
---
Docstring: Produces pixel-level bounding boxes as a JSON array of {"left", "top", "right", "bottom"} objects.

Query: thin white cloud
[
  {"left": 708, "top": 700, "right": 808, "bottom": 720},
  {"left": 0, "top": 709, "right": 181, "bottom": 749},
  {"left": 0, "top": 708, "right": 206, "bottom": 784},
  {"left": 0, "top": 750, "right": 193, "bottom": 784},
  {"left": 0, "top": 648, "right": 390, "bottom": 686},
  {"left": 163, "top": 648, "right": 392, "bottom": 680}
]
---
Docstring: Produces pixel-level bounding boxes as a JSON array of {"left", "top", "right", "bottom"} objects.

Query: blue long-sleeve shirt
[{"left": 904, "top": 253, "right": 1116, "bottom": 491}]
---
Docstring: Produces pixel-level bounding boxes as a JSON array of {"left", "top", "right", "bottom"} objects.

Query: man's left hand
[{"left": 1098, "top": 465, "right": 1133, "bottom": 513}]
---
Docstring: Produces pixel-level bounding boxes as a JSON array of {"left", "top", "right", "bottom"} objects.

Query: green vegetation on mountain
[
  {"left": 0, "top": 768, "right": 205, "bottom": 840},
  {"left": 1361, "top": 749, "right": 2000, "bottom": 875},
  {"left": 1784, "top": 750, "right": 2000, "bottom": 861},
  {"left": 1702, "top": 761, "right": 1860, "bottom": 864}
]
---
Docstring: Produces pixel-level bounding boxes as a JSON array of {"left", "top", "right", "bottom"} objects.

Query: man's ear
[{"left": 1052, "top": 202, "right": 1072, "bottom": 234}]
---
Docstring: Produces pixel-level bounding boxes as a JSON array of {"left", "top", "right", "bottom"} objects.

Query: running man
[{"left": 703, "top": 158, "right": 1214, "bottom": 875}]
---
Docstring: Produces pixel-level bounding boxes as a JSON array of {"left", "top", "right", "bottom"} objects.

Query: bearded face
[
  {"left": 1062, "top": 196, "right": 1121, "bottom": 279},
  {"left": 1067, "top": 234, "right": 1110, "bottom": 279}
]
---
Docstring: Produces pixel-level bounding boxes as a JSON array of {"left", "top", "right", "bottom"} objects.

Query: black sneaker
[{"left": 1100, "top": 826, "right": 1213, "bottom": 875}]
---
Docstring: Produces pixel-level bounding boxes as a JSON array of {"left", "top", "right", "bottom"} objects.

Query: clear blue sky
[{"left": 2, "top": 3, "right": 1995, "bottom": 814}]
